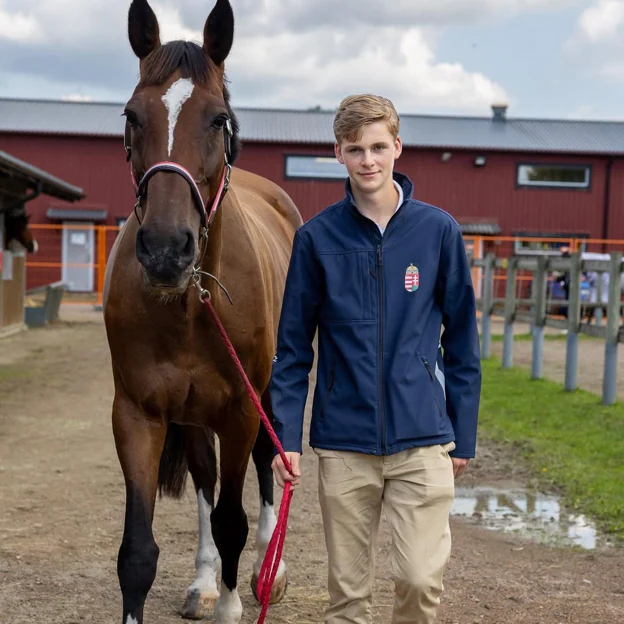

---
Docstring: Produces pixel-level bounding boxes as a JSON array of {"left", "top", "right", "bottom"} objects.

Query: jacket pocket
[
  {"left": 421, "top": 356, "right": 444, "bottom": 419},
  {"left": 320, "top": 251, "right": 368, "bottom": 322},
  {"left": 319, "top": 353, "right": 337, "bottom": 420}
]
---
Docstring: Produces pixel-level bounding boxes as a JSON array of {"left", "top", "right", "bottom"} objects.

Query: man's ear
[
  {"left": 394, "top": 136, "right": 403, "bottom": 160},
  {"left": 334, "top": 141, "right": 345, "bottom": 164}
]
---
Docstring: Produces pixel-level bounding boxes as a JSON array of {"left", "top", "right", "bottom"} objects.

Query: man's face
[{"left": 335, "top": 120, "right": 402, "bottom": 196}]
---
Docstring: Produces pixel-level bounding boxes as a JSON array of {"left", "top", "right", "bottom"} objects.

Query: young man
[{"left": 270, "top": 94, "right": 481, "bottom": 623}]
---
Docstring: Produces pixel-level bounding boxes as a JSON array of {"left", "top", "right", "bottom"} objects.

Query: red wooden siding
[{"left": 1, "top": 132, "right": 622, "bottom": 242}]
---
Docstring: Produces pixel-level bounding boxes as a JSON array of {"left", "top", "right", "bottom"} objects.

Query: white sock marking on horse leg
[
  {"left": 254, "top": 497, "right": 285, "bottom": 578},
  {"left": 161, "top": 78, "right": 194, "bottom": 157},
  {"left": 213, "top": 585, "right": 243, "bottom": 624},
  {"left": 125, "top": 616, "right": 138, "bottom": 624},
  {"left": 188, "top": 489, "right": 220, "bottom": 597}
]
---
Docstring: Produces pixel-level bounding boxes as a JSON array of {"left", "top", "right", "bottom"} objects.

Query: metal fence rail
[{"left": 472, "top": 252, "right": 624, "bottom": 405}]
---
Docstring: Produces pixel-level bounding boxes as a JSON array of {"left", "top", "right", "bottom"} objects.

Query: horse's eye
[
  {"left": 212, "top": 115, "right": 227, "bottom": 129},
  {"left": 124, "top": 110, "right": 141, "bottom": 128}
]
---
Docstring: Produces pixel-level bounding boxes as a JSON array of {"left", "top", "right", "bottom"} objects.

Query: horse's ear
[
  {"left": 128, "top": 0, "right": 161, "bottom": 60},
  {"left": 203, "top": 0, "right": 234, "bottom": 67}
]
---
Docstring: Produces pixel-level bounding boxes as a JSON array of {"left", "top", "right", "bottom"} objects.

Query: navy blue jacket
[{"left": 269, "top": 172, "right": 481, "bottom": 459}]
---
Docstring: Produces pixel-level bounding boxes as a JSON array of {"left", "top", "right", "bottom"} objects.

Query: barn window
[
  {"left": 285, "top": 155, "right": 347, "bottom": 180},
  {"left": 516, "top": 164, "right": 591, "bottom": 189},
  {"left": 513, "top": 232, "right": 588, "bottom": 255}
]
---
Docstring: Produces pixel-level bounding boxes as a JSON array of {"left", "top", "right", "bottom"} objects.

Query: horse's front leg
[
  {"left": 112, "top": 393, "right": 167, "bottom": 624},
  {"left": 211, "top": 412, "right": 259, "bottom": 624}
]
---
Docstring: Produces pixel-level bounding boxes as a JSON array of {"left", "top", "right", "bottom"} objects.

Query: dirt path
[{"left": 1, "top": 313, "right": 623, "bottom": 624}]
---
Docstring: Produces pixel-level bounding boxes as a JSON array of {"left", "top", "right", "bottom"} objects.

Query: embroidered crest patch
[{"left": 404, "top": 264, "right": 419, "bottom": 292}]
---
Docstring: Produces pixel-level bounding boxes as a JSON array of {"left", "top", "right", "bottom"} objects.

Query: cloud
[
  {"left": 565, "top": 1, "right": 624, "bottom": 82},
  {"left": 575, "top": 0, "right": 624, "bottom": 42},
  {"left": 0, "top": 6, "right": 43, "bottom": 43},
  {"left": 5, "top": 0, "right": 579, "bottom": 112},
  {"left": 226, "top": 25, "right": 508, "bottom": 113}
]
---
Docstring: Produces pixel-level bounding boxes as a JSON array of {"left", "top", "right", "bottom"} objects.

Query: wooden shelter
[{"left": 0, "top": 150, "right": 84, "bottom": 336}]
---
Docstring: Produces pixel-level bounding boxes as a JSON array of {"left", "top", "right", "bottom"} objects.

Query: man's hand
[
  {"left": 272, "top": 452, "right": 302, "bottom": 490},
  {"left": 452, "top": 457, "right": 469, "bottom": 478}
]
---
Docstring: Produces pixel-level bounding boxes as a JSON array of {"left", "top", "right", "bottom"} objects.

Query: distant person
[
  {"left": 557, "top": 246, "right": 571, "bottom": 317},
  {"left": 270, "top": 94, "right": 482, "bottom": 623}
]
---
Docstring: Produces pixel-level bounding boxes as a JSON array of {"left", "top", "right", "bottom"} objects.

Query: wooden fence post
[
  {"left": 502, "top": 257, "right": 517, "bottom": 369},
  {"left": 531, "top": 256, "right": 548, "bottom": 380},
  {"left": 480, "top": 253, "right": 495, "bottom": 360},
  {"left": 565, "top": 252, "right": 582, "bottom": 392},
  {"left": 602, "top": 252, "right": 622, "bottom": 405}
]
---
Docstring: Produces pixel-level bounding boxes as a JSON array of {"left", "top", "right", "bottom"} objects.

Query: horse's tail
[{"left": 158, "top": 423, "right": 188, "bottom": 499}]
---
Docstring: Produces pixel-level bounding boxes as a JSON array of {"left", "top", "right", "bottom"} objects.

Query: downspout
[{"left": 602, "top": 157, "right": 614, "bottom": 252}]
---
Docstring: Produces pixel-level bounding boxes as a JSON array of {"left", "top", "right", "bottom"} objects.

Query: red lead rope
[{"left": 202, "top": 298, "right": 294, "bottom": 624}]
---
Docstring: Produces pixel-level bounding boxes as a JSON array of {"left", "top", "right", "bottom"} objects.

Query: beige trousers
[{"left": 314, "top": 442, "right": 456, "bottom": 624}]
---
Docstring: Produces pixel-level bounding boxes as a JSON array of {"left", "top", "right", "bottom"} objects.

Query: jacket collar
[{"left": 345, "top": 171, "right": 414, "bottom": 231}]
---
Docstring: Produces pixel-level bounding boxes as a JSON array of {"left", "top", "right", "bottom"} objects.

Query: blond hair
[{"left": 333, "top": 94, "right": 400, "bottom": 144}]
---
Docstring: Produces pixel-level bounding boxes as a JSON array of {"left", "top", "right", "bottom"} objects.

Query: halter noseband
[{"left": 125, "top": 117, "right": 233, "bottom": 231}]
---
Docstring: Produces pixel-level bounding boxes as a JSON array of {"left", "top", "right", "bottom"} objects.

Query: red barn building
[{"left": 1, "top": 97, "right": 624, "bottom": 292}]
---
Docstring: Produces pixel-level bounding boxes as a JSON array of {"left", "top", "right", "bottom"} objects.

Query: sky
[{"left": 1, "top": 0, "right": 624, "bottom": 120}]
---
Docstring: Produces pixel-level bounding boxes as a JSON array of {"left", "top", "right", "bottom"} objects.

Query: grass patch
[
  {"left": 490, "top": 332, "right": 596, "bottom": 342},
  {"left": 0, "top": 366, "right": 27, "bottom": 383},
  {"left": 479, "top": 357, "right": 624, "bottom": 539}
]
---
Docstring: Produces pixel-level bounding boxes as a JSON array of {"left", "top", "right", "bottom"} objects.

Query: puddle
[{"left": 451, "top": 486, "right": 612, "bottom": 550}]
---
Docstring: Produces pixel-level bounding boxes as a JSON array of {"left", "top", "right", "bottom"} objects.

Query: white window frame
[
  {"left": 516, "top": 163, "right": 591, "bottom": 189},
  {"left": 285, "top": 155, "right": 347, "bottom": 180},
  {"left": 513, "top": 237, "right": 587, "bottom": 256}
]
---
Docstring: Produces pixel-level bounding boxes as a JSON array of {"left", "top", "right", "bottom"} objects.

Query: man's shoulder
[
  {"left": 406, "top": 197, "right": 461, "bottom": 232},
  {"left": 409, "top": 197, "right": 459, "bottom": 227}
]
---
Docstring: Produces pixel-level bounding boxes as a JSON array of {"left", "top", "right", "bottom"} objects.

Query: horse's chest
[{"left": 127, "top": 361, "right": 232, "bottom": 423}]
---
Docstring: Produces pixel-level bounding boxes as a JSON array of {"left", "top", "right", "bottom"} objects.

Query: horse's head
[
  {"left": 4, "top": 211, "right": 38, "bottom": 254},
  {"left": 125, "top": 0, "right": 240, "bottom": 295}
]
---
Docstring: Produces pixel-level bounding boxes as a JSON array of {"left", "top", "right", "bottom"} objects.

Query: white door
[{"left": 62, "top": 222, "right": 94, "bottom": 292}]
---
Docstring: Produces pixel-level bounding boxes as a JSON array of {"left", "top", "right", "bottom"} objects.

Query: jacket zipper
[
  {"left": 319, "top": 355, "right": 336, "bottom": 419},
  {"left": 377, "top": 244, "right": 386, "bottom": 453},
  {"left": 423, "top": 357, "right": 444, "bottom": 419}
]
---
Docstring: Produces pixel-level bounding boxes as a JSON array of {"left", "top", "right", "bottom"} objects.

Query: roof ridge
[{"left": 1, "top": 97, "right": 624, "bottom": 125}]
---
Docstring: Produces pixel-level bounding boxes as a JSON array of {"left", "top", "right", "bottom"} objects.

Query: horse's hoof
[
  {"left": 251, "top": 569, "right": 288, "bottom": 605},
  {"left": 181, "top": 588, "right": 219, "bottom": 620}
]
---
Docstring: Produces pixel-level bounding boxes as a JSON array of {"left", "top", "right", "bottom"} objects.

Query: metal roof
[
  {"left": 46, "top": 207, "right": 107, "bottom": 221},
  {"left": 0, "top": 149, "right": 85, "bottom": 203},
  {"left": 459, "top": 221, "right": 501, "bottom": 236},
  {"left": 1, "top": 97, "right": 624, "bottom": 155}
]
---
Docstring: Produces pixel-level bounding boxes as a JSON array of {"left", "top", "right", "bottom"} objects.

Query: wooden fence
[{"left": 472, "top": 252, "right": 624, "bottom": 405}]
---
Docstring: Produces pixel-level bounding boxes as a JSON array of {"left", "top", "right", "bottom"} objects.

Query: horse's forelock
[{"left": 140, "top": 41, "right": 212, "bottom": 88}]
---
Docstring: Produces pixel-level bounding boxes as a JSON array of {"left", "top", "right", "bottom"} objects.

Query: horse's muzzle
[{"left": 135, "top": 225, "right": 196, "bottom": 287}]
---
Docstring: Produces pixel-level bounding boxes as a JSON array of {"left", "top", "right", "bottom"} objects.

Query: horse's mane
[{"left": 140, "top": 40, "right": 241, "bottom": 163}]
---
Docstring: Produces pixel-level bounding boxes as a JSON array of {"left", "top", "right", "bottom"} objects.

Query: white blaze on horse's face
[{"left": 162, "top": 78, "right": 194, "bottom": 157}]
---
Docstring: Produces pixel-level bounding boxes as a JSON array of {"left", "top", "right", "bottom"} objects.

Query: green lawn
[
  {"left": 490, "top": 332, "right": 596, "bottom": 342},
  {"left": 479, "top": 357, "right": 624, "bottom": 539}
]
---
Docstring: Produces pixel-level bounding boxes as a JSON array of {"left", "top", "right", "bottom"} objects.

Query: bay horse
[
  {"left": 3, "top": 210, "right": 38, "bottom": 254},
  {"left": 103, "top": 0, "right": 302, "bottom": 622}
]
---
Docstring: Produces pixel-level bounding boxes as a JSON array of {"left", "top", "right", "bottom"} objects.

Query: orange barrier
[
  {"left": 23, "top": 227, "right": 624, "bottom": 307},
  {"left": 26, "top": 224, "right": 121, "bottom": 305}
]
